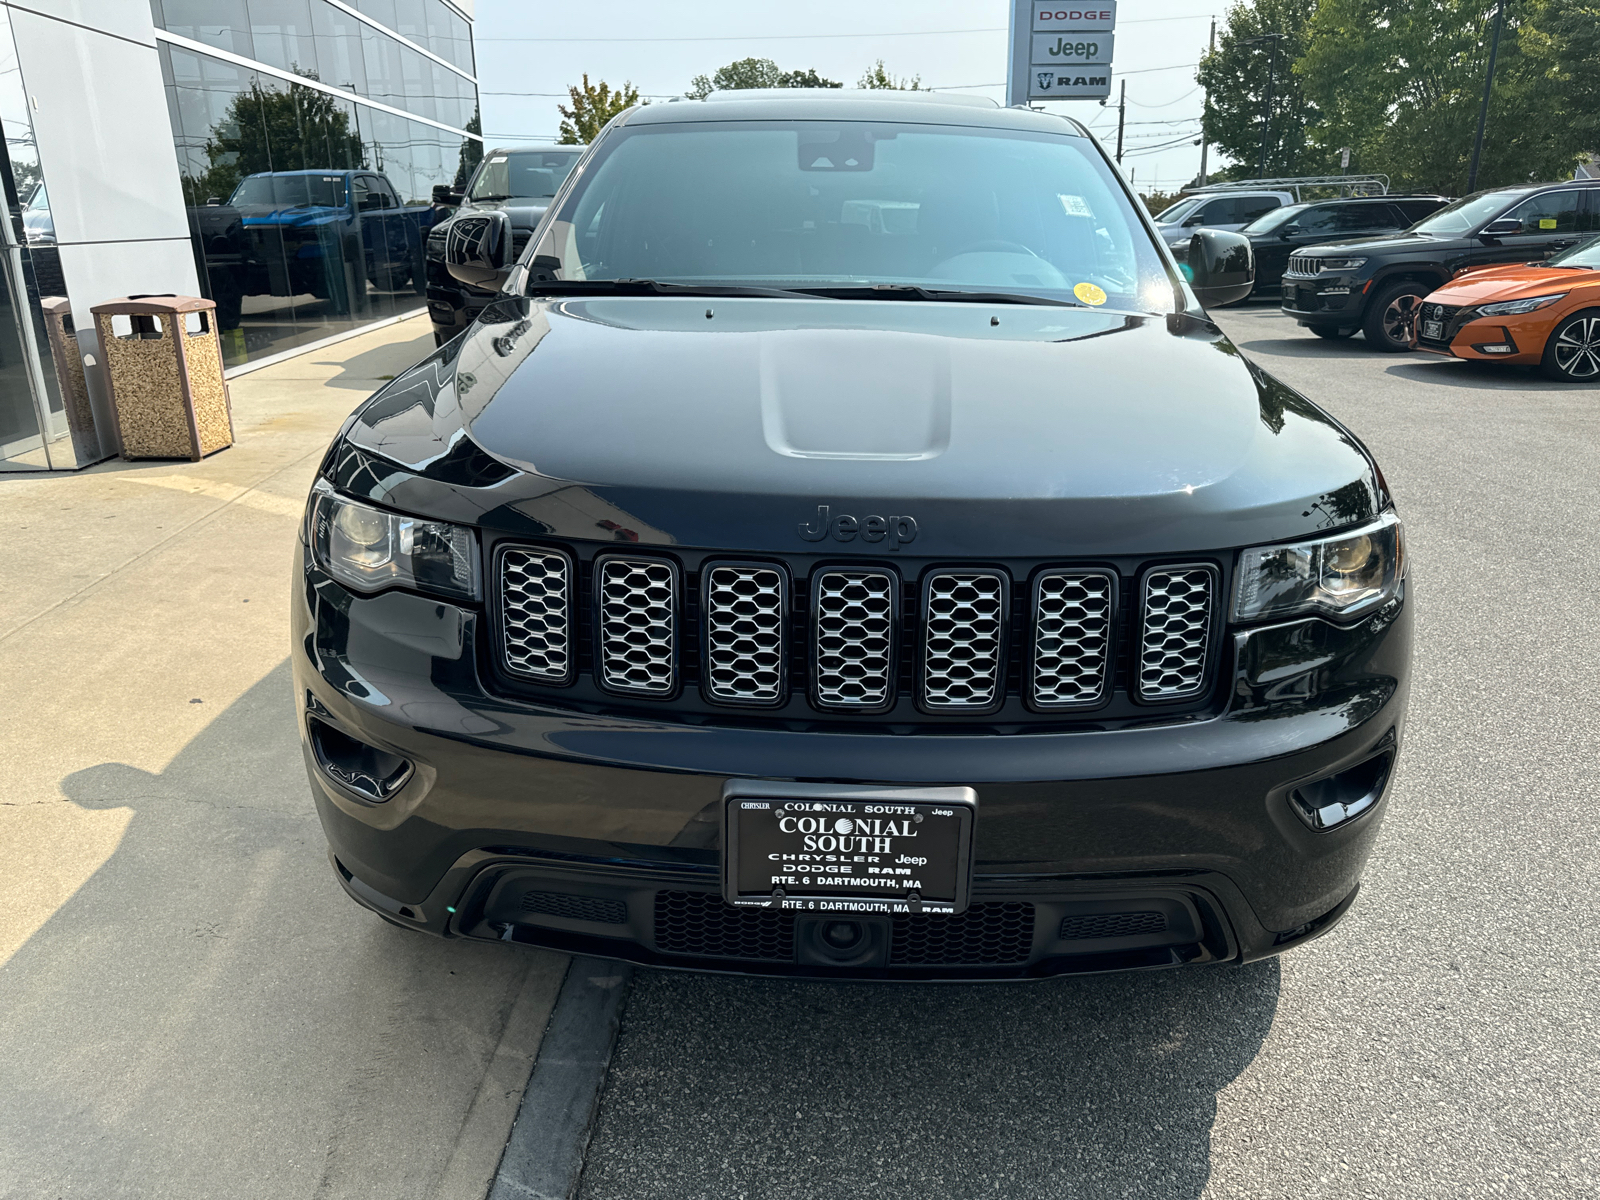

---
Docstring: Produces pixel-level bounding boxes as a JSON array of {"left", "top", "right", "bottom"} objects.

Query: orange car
[{"left": 1414, "top": 236, "right": 1600, "bottom": 381}]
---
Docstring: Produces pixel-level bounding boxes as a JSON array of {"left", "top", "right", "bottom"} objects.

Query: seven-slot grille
[
  {"left": 920, "top": 571, "right": 1006, "bottom": 710},
  {"left": 597, "top": 556, "right": 678, "bottom": 695},
  {"left": 1138, "top": 566, "right": 1215, "bottom": 701},
  {"left": 704, "top": 564, "right": 786, "bottom": 704},
  {"left": 500, "top": 547, "right": 573, "bottom": 683},
  {"left": 495, "top": 549, "right": 1221, "bottom": 713},
  {"left": 813, "top": 570, "right": 897, "bottom": 710},
  {"left": 1030, "top": 570, "right": 1113, "bottom": 708},
  {"left": 1286, "top": 254, "right": 1321, "bottom": 276}
]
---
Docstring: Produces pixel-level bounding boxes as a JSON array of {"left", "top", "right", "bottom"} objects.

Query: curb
[{"left": 488, "top": 957, "right": 633, "bottom": 1200}]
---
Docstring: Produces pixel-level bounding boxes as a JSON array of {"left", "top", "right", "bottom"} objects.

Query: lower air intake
[
  {"left": 1058, "top": 911, "right": 1168, "bottom": 940},
  {"left": 889, "top": 902, "right": 1035, "bottom": 965},
  {"left": 520, "top": 890, "right": 628, "bottom": 925},
  {"left": 654, "top": 891, "right": 795, "bottom": 960}
]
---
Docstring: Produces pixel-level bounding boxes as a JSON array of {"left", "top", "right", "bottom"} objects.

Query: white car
[{"left": 1154, "top": 190, "right": 1294, "bottom": 249}]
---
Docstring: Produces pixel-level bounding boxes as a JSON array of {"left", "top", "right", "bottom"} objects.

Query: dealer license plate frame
[{"left": 720, "top": 781, "right": 977, "bottom": 916}]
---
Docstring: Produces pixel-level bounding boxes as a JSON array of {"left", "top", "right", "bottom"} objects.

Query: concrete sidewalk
[{"left": 0, "top": 317, "right": 567, "bottom": 1199}]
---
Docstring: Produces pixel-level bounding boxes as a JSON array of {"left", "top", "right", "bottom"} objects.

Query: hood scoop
[{"left": 759, "top": 329, "right": 951, "bottom": 461}]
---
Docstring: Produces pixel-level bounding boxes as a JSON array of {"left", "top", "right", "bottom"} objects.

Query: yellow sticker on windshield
[
  {"left": 1074, "top": 282, "right": 1108, "bottom": 306},
  {"left": 1540, "top": 219, "right": 1558, "bottom": 229}
]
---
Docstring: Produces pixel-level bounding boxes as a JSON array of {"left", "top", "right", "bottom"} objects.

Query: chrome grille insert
[
  {"left": 704, "top": 564, "right": 786, "bottom": 705},
  {"left": 1030, "top": 570, "right": 1113, "bottom": 708},
  {"left": 1138, "top": 566, "right": 1214, "bottom": 701},
  {"left": 813, "top": 569, "right": 896, "bottom": 710},
  {"left": 920, "top": 571, "right": 1005, "bottom": 710},
  {"left": 597, "top": 556, "right": 678, "bottom": 695},
  {"left": 499, "top": 547, "right": 573, "bottom": 683}
]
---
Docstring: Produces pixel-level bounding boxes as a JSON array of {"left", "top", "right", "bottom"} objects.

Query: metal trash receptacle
[
  {"left": 90, "top": 294, "right": 234, "bottom": 461},
  {"left": 40, "top": 296, "right": 104, "bottom": 462}
]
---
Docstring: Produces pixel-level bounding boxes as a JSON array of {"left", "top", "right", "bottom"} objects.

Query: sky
[{"left": 472, "top": 0, "right": 1233, "bottom": 195}]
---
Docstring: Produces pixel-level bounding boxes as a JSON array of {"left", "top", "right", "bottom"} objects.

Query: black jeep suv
[
  {"left": 424, "top": 146, "right": 584, "bottom": 346},
  {"left": 1239, "top": 194, "right": 1449, "bottom": 294},
  {"left": 1282, "top": 180, "right": 1600, "bottom": 349},
  {"left": 297, "top": 91, "right": 1411, "bottom": 981}
]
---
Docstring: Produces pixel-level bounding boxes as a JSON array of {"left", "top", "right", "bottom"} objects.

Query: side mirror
[
  {"left": 432, "top": 184, "right": 464, "bottom": 206},
  {"left": 1480, "top": 218, "right": 1521, "bottom": 238},
  {"left": 446, "top": 210, "right": 514, "bottom": 291},
  {"left": 1184, "top": 214, "right": 1204, "bottom": 227},
  {"left": 1188, "top": 228, "right": 1255, "bottom": 309},
  {"left": 206, "top": 197, "right": 222, "bottom": 206}
]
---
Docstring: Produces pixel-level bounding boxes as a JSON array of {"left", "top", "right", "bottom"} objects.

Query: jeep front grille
[
  {"left": 813, "top": 569, "right": 897, "bottom": 710},
  {"left": 1030, "top": 570, "right": 1113, "bottom": 708},
  {"left": 920, "top": 571, "right": 1006, "bottom": 710},
  {"left": 703, "top": 564, "right": 786, "bottom": 704},
  {"left": 494, "top": 547, "right": 1222, "bottom": 717},
  {"left": 500, "top": 547, "right": 573, "bottom": 683},
  {"left": 1286, "top": 254, "right": 1319, "bottom": 276},
  {"left": 597, "top": 556, "right": 678, "bottom": 695},
  {"left": 1138, "top": 566, "right": 1215, "bottom": 701}
]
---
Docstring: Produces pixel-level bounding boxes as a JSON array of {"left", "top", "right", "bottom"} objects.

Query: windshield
[
  {"left": 1549, "top": 235, "right": 1600, "bottom": 269},
  {"left": 470, "top": 150, "right": 582, "bottom": 201},
  {"left": 229, "top": 174, "right": 346, "bottom": 209},
  {"left": 535, "top": 120, "right": 1174, "bottom": 313},
  {"left": 1153, "top": 196, "right": 1202, "bottom": 225},
  {"left": 1411, "top": 189, "right": 1530, "bottom": 235},
  {"left": 25, "top": 182, "right": 46, "bottom": 211},
  {"left": 1243, "top": 203, "right": 1309, "bottom": 235}
]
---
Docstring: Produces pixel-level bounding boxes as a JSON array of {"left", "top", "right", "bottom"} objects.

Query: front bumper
[
  {"left": 1281, "top": 275, "right": 1364, "bottom": 325},
  {"left": 1416, "top": 310, "right": 1541, "bottom": 365},
  {"left": 293, "top": 545, "right": 1412, "bottom": 979}
]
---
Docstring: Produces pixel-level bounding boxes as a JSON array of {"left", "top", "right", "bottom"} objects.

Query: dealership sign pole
[{"left": 1008, "top": 2, "right": 1117, "bottom": 106}]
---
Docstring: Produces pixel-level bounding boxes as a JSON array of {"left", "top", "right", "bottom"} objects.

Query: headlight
[
  {"left": 1233, "top": 512, "right": 1404, "bottom": 624},
  {"left": 1317, "top": 257, "right": 1367, "bottom": 272},
  {"left": 1475, "top": 292, "right": 1566, "bottom": 317},
  {"left": 307, "top": 478, "right": 479, "bottom": 601}
]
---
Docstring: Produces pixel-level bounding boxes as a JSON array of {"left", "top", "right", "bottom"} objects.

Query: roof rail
[{"left": 1186, "top": 174, "right": 1390, "bottom": 201}]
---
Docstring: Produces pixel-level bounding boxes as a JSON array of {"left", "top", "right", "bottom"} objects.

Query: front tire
[
  {"left": 1363, "top": 281, "right": 1428, "bottom": 352},
  {"left": 1310, "top": 326, "right": 1357, "bottom": 340},
  {"left": 1541, "top": 310, "right": 1600, "bottom": 382}
]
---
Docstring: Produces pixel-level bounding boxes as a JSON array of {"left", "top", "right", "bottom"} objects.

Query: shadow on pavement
[
  {"left": 1232, "top": 334, "right": 1388, "bottom": 360},
  {"left": 1383, "top": 359, "right": 1569, "bottom": 391},
  {"left": 580, "top": 960, "right": 1280, "bottom": 1200},
  {"left": 0, "top": 661, "right": 538, "bottom": 1198},
  {"left": 311, "top": 330, "right": 436, "bottom": 390}
]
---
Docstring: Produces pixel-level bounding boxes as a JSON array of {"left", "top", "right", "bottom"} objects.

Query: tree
[
  {"left": 192, "top": 74, "right": 365, "bottom": 204},
  {"left": 686, "top": 57, "right": 842, "bottom": 99},
  {"left": 1195, "top": 0, "right": 1318, "bottom": 180},
  {"left": 558, "top": 75, "right": 641, "bottom": 144},
  {"left": 454, "top": 107, "right": 483, "bottom": 189},
  {"left": 858, "top": 59, "right": 922, "bottom": 90},
  {"left": 1298, "top": 0, "right": 1588, "bottom": 193}
]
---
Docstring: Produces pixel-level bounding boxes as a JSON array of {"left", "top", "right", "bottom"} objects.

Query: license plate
[
  {"left": 1422, "top": 320, "right": 1444, "bottom": 341},
  {"left": 722, "top": 784, "right": 977, "bottom": 915}
]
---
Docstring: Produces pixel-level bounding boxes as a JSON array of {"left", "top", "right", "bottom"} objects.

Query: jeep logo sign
[{"left": 798, "top": 505, "right": 918, "bottom": 550}]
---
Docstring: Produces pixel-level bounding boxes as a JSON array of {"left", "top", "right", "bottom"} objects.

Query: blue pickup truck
[{"left": 226, "top": 169, "right": 443, "bottom": 313}]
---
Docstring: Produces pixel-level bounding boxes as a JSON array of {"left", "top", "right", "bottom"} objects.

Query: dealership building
[{"left": 0, "top": 0, "right": 479, "bottom": 472}]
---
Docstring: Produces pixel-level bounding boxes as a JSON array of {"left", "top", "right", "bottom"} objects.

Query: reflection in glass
[{"left": 159, "top": 40, "right": 479, "bottom": 369}]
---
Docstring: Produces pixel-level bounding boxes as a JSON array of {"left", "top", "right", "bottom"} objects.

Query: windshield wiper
[
  {"left": 530, "top": 278, "right": 819, "bottom": 300},
  {"left": 813, "top": 283, "right": 1088, "bottom": 308}
]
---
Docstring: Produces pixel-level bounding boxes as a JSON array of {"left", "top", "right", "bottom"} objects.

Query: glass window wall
[
  {"left": 160, "top": 41, "right": 480, "bottom": 369},
  {"left": 152, "top": 0, "right": 473, "bottom": 129}
]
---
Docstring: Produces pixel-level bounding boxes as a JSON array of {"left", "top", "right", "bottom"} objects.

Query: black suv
[
  {"left": 297, "top": 92, "right": 1410, "bottom": 981},
  {"left": 1282, "top": 181, "right": 1600, "bottom": 349},
  {"left": 1240, "top": 195, "right": 1449, "bottom": 293},
  {"left": 424, "top": 146, "right": 585, "bottom": 345}
]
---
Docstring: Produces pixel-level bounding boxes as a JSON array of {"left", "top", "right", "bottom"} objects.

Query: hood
[
  {"left": 340, "top": 296, "right": 1382, "bottom": 557},
  {"left": 463, "top": 197, "right": 553, "bottom": 229},
  {"left": 236, "top": 204, "right": 345, "bottom": 228},
  {"left": 1432, "top": 263, "right": 1599, "bottom": 305},
  {"left": 1299, "top": 231, "right": 1464, "bottom": 257}
]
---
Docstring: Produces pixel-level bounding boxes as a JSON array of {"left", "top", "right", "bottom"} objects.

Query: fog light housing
[
  {"left": 1474, "top": 343, "right": 1514, "bottom": 354},
  {"left": 308, "top": 716, "right": 413, "bottom": 802},
  {"left": 1289, "top": 750, "right": 1393, "bottom": 831}
]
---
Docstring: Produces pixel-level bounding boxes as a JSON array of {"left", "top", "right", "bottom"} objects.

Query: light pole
[
  {"left": 1467, "top": 0, "right": 1506, "bottom": 193},
  {"left": 1241, "top": 33, "right": 1286, "bottom": 179},
  {"left": 1198, "top": 17, "right": 1215, "bottom": 186}
]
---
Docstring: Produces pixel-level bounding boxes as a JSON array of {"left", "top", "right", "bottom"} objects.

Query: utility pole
[
  {"left": 1258, "top": 35, "right": 1280, "bottom": 177},
  {"left": 1467, "top": 0, "right": 1506, "bottom": 193},
  {"left": 1198, "top": 17, "right": 1215, "bottom": 186},
  {"left": 1115, "top": 79, "right": 1127, "bottom": 164}
]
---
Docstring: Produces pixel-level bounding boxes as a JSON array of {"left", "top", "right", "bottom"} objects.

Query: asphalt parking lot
[{"left": 574, "top": 305, "right": 1600, "bottom": 1200}]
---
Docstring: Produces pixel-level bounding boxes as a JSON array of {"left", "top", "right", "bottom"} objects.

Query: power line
[{"left": 477, "top": 15, "right": 1212, "bottom": 43}]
